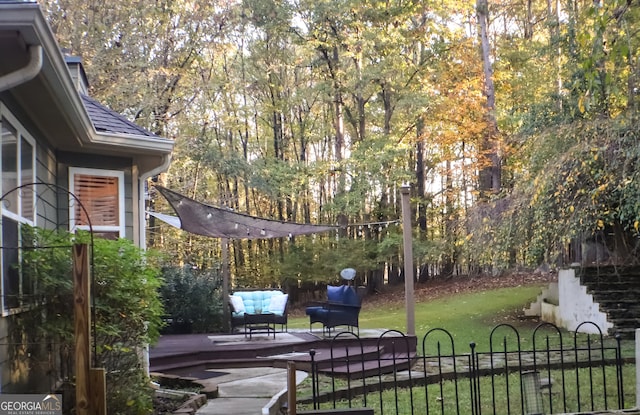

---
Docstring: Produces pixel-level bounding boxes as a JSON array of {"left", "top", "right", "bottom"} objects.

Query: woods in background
[{"left": 42, "top": 0, "right": 640, "bottom": 292}]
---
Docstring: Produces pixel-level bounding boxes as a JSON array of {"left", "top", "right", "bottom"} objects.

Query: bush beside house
[
  {"left": 18, "top": 227, "right": 164, "bottom": 413},
  {"left": 160, "top": 266, "right": 224, "bottom": 334}
]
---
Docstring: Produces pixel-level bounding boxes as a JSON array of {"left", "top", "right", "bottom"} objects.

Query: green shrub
[
  {"left": 19, "top": 226, "right": 164, "bottom": 414},
  {"left": 159, "top": 265, "right": 224, "bottom": 333},
  {"left": 92, "top": 237, "right": 164, "bottom": 414}
]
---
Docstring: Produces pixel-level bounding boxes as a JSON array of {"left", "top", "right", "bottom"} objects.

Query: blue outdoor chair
[{"left": 305, "top": 285, "right": 362, "bottom": 334}]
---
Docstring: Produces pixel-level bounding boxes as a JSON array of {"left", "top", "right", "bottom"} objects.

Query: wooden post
[
  {"left": 222, "top": 238, "right": 230, "bottom": 332},
  {"left": 89, "top": 368, "right": 107, "bottom": 415},
  {"left": 73, "top": 244, "right": 91, "bottom": 415},
  {"left": 400, "top": 185, "right": 415, "bottom": 336},
  {"left": 74, "top": 244, "right": 107, "bottom": 414},
  {"left": 287, "top": 361, "right": 297, "bottom": 415}
]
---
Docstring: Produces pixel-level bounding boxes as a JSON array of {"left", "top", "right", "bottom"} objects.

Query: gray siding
[
  {"left": 0, "top": 98, "right": 61, "bottom": 393},
  {"left": 0, "top": 100, "right": 137, "bottom": 393}
]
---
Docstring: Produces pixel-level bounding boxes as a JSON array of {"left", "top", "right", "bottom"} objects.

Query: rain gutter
[{"left": 0, "top": 44, "right": 42, "bottom": 92}]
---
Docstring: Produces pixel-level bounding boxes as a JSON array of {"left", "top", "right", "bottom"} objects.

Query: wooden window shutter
[{"left": 74, "top": 174, "right": 120, "bottom": 227}]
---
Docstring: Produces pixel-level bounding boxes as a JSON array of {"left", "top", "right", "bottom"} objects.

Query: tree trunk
[
  {"left": 476, "top": 0, "right": 501, "bottom": 198},
  {"left": 331, "top": 46, "right": 347, "bottom": 195},
  {"left": 441, "top": 160, "right": 457, "bottom": 277},
  {"left": 525, "top": 0, "right": 533, "bottom": 39},
  {"left": 416, "top": 116, "right": 429, "bottom": 283}
]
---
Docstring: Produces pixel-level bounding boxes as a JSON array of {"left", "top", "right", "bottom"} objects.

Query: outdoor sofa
[{"left": 229, "top": 289, "right": 289, "bottom": 332}]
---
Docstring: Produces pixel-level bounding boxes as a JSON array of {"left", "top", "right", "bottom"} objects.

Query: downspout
[
  {"left": 138, "top": 153, "right": 172, "bottom": 250},
  {"left": 138, "top": 153, "right": 171, "bottom": 377},
  {"left": 0, "top": 45, "right": 43, "bottom": 92}
]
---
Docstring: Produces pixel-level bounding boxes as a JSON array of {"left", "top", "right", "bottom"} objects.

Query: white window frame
[
  {"left": 1, "top": 104, "right": 37, "bottom": 314},
  {"left": 69, "top": 167, "right": 125, "bottom": 238}
]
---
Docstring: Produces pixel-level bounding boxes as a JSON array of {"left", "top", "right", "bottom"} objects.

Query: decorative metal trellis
[{"left": 0, "top": 182, "right": 97, "bottom": 409}]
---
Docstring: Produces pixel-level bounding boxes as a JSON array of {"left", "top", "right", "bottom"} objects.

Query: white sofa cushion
[
  {"left": 268, "top": 294, "right": 288, "bottom": 316},
  {"left": 229, "top": 295, "right": 245, "bottom": 314}
]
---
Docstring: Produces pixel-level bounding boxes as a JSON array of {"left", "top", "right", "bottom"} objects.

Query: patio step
[
  {"left": 270, "top": 345, "right": 381, "bottom": 371},
  {"left": 149, "top": 333, "right": 320, "bottom": 372},
  {"left": 149, "top": 331, "right": 418, "bottom": 380},
  {"left": 269, "top": 344, "right": 418, "bottom": 378},
  {"left": 151, "top": 357, "right": 279, "bottom": 376},
  {"left": 322, "top": 351, "right": 418, "bottom": 379}
]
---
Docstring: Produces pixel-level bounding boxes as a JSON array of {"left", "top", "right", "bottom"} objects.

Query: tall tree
[{"left": 476, "top": 0, "right": 501, "bottom": 197}]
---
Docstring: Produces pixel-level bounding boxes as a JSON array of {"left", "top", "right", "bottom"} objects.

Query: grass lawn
[
  {"left": 292, "top": 280, "right": 637, "bottom": 414},
  {"left": 289, "top": 283, "right": 546, "bottom": 348},
  {"left": 287, "top": 280, "right": 631, "bottom": 353},
  {"left": 298, "top": 364, "right": 636, "bottom": 414}
]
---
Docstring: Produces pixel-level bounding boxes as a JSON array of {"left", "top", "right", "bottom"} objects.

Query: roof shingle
[{"left": 81, "top": 94, "right": 159, "bottom": 138}]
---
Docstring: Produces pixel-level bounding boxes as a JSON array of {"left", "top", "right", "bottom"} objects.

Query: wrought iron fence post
[
  {"left": 544, "top": 335, "right": 553, "bottom": 414},
  {"left": 615, "top": 333, "right": 623, "bottom": 409},
  {"left": 310, "top": 349, "right": 318, "bottom": 410},
  {"left": 437, "top": 341, "right": 445, "bottom": 415},
  {"left": 587, "top": 333, "right": 595, "bottom": 411},
  {"left": 470, "top": 342, "right": 481, "bottom": 415},
  {"left": 637, "top": 329, "right": 640, "bottom": 410},
  {"left": 345, "top": 345, "right": 352, "bottom": 407}
]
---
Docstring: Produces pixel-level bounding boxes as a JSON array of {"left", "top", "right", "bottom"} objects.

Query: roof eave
[
  {"left": 0, "top": 3, "right": 174, "bottom": 172},
  {"left": 93, "top": 132, "right": 175, "bottom": 154}
]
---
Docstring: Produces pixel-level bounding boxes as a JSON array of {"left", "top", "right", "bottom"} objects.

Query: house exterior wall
[
  {"left": 1, "top": 1, "right": 173, "bottom": 397},
  {"left": 0, "top": 96, "right": 61, "bottom": 393},
  {"left": 0, "top": 99, "right": 137, "bottom": 393}
]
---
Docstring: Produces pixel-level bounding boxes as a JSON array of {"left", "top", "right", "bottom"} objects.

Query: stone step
[
  {"left": 318, "top": 352, "right": 417, "bottom": 379},
  {"left": 585, "top": 284, "right": 640, "bottom": 293},
  {"left": 595, "top": 296, "right": 640, "bottom": 304},
  {"left": 605, "top": 318, "right": 640, "bottom": 334},
  {"left": 596, "top": 303, "right": 640, "bottom": 313},
  {"left": 610, "top": 326, "right": 637, "bottom": 339},
  {"left": 606, "top": 316, "right": 640, "bottom": 324},
  {"left": 580, "top": 273, "right": 640, "bottom": 281},
  {"left": 580, "top": 274, "right": 640, "bottom": 283},
  {"left": 604, "top": 308, "right": 640, "bottom": 318},
  {"left": 591, "top": 288, "right": 640, "bottom": 295},
  {"left": 579, "top": 266, "right": 640, "bottom": 279}
]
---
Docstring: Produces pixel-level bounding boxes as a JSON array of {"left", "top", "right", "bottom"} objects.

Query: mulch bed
[{"left": 153, "top": 396, "right": 186, "bottom": 414}]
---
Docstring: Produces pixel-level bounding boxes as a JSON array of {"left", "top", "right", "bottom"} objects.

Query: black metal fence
[{"left": 303, "top": 322, "right": 632, "bottom": 415}]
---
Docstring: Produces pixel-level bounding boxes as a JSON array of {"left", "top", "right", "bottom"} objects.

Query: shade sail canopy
[{"left": 155, "top": 185, "right": 339, "bottom": 239}]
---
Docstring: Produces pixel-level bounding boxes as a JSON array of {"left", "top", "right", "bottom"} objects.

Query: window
[
  {"left": 69, "top": 168, "right": 125, "bottom": 240},
  {"left": 1, "top": 109, "right": 36, "bottom": 312}
]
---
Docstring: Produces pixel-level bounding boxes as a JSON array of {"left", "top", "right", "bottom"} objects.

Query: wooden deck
[{"left": 149, "top": 330, "right": 417, "bottom": 380}]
